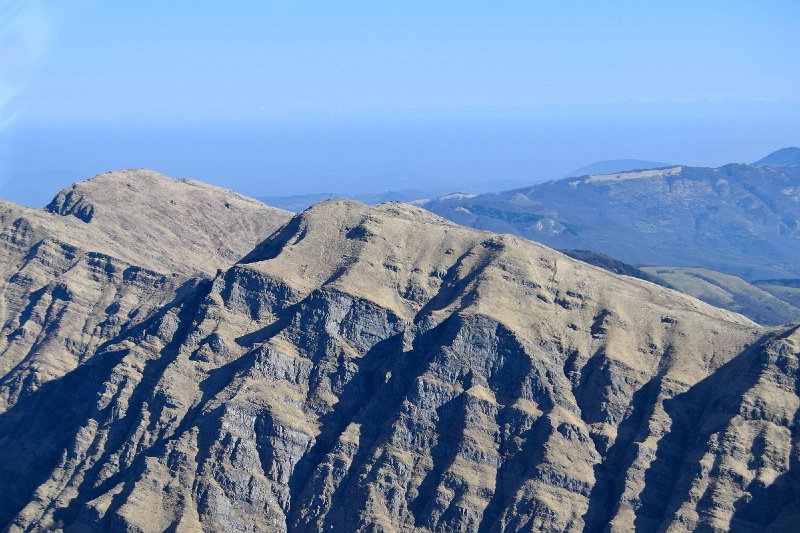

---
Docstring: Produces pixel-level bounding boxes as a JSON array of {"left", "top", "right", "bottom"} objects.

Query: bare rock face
[
  {"left": 0, "top": 198, "right": 797, "bottom": 532},
  {"left": 0, "top": 170, "right": 290, "bottom": 413}
]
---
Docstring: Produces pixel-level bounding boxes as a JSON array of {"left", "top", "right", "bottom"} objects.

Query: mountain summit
[
  {"left": 754, "top": 147, "right": 800, "bottom": 167},
  {"left": 0, "top": 170, "right": 290, "bottom": 412},
  {"left": 0, "top": 192, "right": 796, "bottom": 531},
  {"left": 42, "top": 169, "right": 291, "bottom": 274}
]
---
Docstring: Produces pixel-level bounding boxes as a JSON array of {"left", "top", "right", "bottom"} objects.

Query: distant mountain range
[
  {"left": 258, "top": 149, "right": 800, "bottom": 213},
  {"left": 564, "top": 159, "right": 672, "bottom": 178},
  {"left": 258, "top": 190, "right": 436, "bottom": 212},
  {"left": 423, "top": 148, "right": 800, "bottom": 281},
  {"left": 754, "top": 146, "right": 800, "bottom": 167},
  {"left": 258, "top": 180, "right": 530, "bottom": 212}
]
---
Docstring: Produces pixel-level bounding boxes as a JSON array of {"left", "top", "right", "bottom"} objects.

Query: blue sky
[
  {"left": 1, "top": 1, "right": 799, "bottom": 204},
  {"left": 15, "top": 1, "right": 800, "bottom": 120}
]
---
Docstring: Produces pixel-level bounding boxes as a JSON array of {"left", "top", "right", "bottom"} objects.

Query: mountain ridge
[
  {"left": 754, "top": 147, "right": 800, "bottom": 167},
  {"left": 4, "top": 195, "right": 798, "bottom": 532},
  {"left": 423, "top": 162, "right": 800, "bottom": 280},
  {"left": 564, "top": 159, "right": 673, "bottom": 178}
]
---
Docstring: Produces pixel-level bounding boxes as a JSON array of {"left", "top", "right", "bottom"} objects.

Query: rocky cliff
[
  {"left": 0, "top": 197, "right": 797, "bottom": 532},
  {"left": 0, "top": 169, "right": 290, "bottom": 413}
]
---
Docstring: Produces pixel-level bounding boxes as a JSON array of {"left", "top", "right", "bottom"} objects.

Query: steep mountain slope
[
  {"left": 1, "top": 200, "right": 797, "bottom": 532},
  {"left": 423, "top": 163, "right": 800, "bottom": 280},
  {"left": 0, "top": 169, "right": 290, "bottom": 412}
]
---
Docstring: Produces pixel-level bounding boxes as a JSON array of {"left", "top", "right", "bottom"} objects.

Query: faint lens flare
[{"left": 0, "top": 0, "right": 53, "bottom": 128}]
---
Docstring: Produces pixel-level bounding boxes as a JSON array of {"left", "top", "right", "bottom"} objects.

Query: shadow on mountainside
[
  {"left": 729, "top": 350, "right": 800, "bottom": 532},
  {"left": 582, "top": 370, "right": 665, "bottom": 532},
  {"left": 286, "top": 315, "right": 465, "bottom": 531},
  {"left": 634, "top": 331, "right": 780, "bottom": 531},
  {"left": 0, "top": 278, "right": 207, "bottom": 530}
]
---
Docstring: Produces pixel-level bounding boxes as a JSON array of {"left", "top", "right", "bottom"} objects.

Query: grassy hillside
[
  {"left": 753, "top": 279, "right": 800, "bottom": 309},
  {"left": 642, "top": 266, "right": 800, "bottom": 326}
]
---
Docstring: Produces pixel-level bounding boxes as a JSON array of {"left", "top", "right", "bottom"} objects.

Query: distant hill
[
  {"left": 564, "top": 159, "right": 672, "bottom": 178},
  {"left": 259, "top": 180, "right": 531, "bottom": 212},
  {"left": 753, "top": 278, "right": 800, "bottom": 308},
  {"left": 423, "top": 162, "right": 800, "bottom": 280},
  {"left": 754, "top": 146, "right": 800, "bottom": 167},
  {"left": 564, "top": 251, "right": 800, "bottom": 325},
  {"left": 642, "top": 267, "right": 800, "bottom": 326}
]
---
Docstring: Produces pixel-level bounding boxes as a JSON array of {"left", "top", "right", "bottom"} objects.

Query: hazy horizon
[
  {"left": 2, "top": 1, "right": 799, "bottom": 205},
  {"left": 3, "top": 111, "right": 799, "bottom": 207}
]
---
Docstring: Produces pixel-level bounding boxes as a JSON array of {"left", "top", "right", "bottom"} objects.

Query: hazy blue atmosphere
[{"left": 2, "top": 1, "right": 799, "bottom": 205}]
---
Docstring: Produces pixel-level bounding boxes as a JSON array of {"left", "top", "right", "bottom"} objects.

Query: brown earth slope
[
  {"left": 0, "top": 199, "right": 796, "bottom": 531},
  {"left": 0, "top": 169, "right": 290, "bottom": 412}
]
